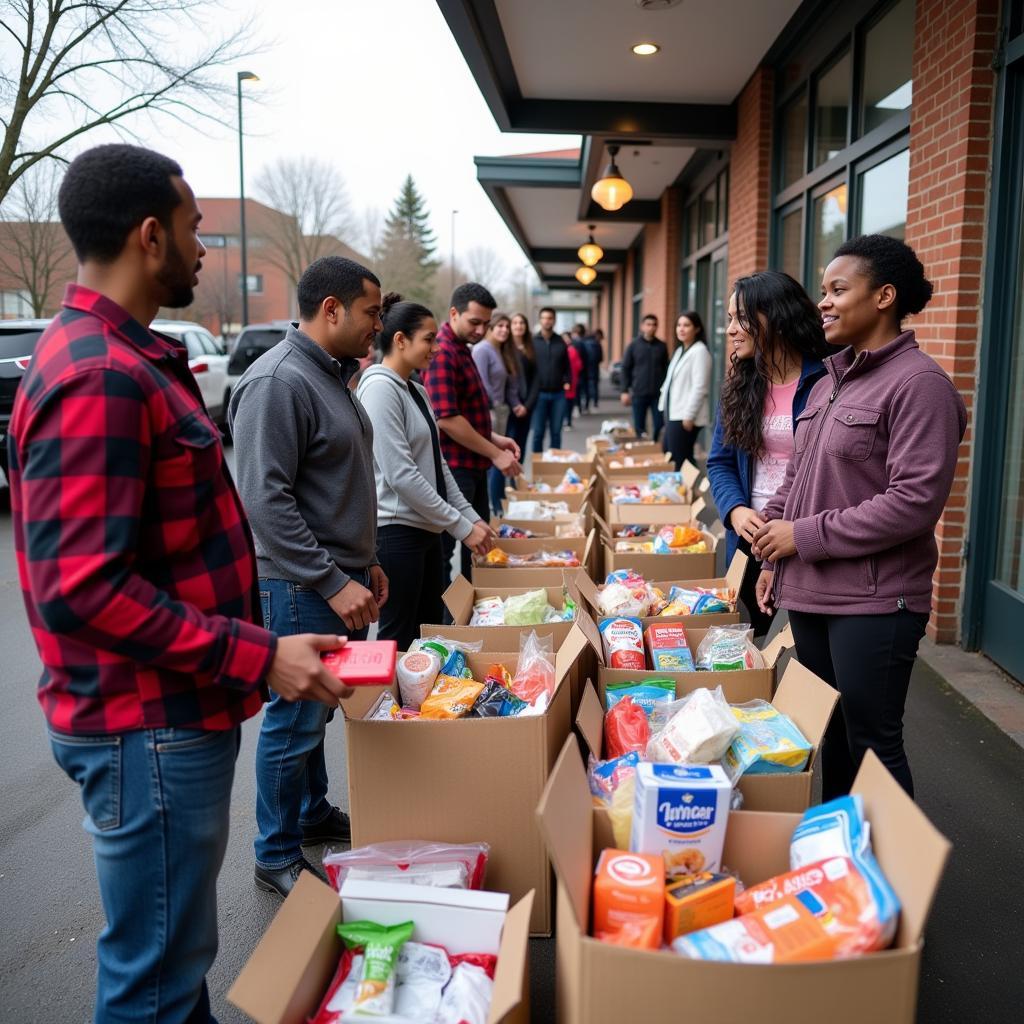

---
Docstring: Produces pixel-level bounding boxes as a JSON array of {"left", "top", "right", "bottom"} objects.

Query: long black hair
[
  {"left": 720, "top": 270, "right": 830, "bottom": 455},
  {"left": 677, "top": 309, "right": 707, "bottom": 344},
  {"left": 377, "top": 291, "right": 434, "bottom": 355}
]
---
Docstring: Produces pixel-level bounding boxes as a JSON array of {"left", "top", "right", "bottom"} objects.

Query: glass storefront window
[
  {"left": 780, "top": 91, "right": 808, "bottom": 188},
  {"left": 717, "top": 169, "right": 729, "bottom": 235},
  {"left": 686, "top": 201, "right": 699, "bottom": 255},
  {"left": 812, "top": 183, "right": 847, "bottom": 286},
  {"left": 814, "top": 50, "right": 851, "bottom": 167},
  {"left": 780, "top": 207, "right": 804, "bottom": 282},
  {"left": 700, "top": 182, "right": 717, "bottom": 248},
  {"left": 862, "top": 0, "right": 914, "bottom": 136},
  {"left": 858, "top": 148, "right": 910, "bottom": 238}
]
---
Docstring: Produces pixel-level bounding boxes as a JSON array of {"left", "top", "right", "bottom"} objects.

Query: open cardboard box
[
  {"left": 536, "top": 736, "right": 951, "bottom": 1024},
  {"left": 593, "top": 501, "right": 705, "bottom": 538},
  {"left": 596, "top": 453, "right": 672, "bottom": 478},
  {"left": 227, "top": 872, "right": 532, "bottom": 1024},
  {"left": 574, "top": 655, "right": 838, "bottom": 814},
  {"left": 492, "top": 513, "right": 592, "bottom": 538},
  {"left": 472, "top": 530, "right": 596, "bottom": 587},
  {"left": 602, "top": 530, "right": 717, "bottom": 580},
  {"left": 341, "top": 625, "right": 594, "bottom": 935},
  {"left": 504, "top": 487, "right": 591, "bottom": 514},
  {"left": 531, "top": 452, "right": 596, "bottom": 475}
]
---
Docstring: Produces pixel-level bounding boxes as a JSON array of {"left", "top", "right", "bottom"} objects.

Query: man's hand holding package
[
  {"left": 329, "top": 578, "right": 380, "bottom": 631},
  {"left": 268, "top": 634, "right": 354, "bottom": 704},
  {"left": 465, "top": 520, "right": 493, "bottom": 556}
]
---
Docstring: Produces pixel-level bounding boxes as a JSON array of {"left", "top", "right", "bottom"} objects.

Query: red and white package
[
  {"left": 322, "top": 840, "right": 490, "bottom": 892},
  {"left": 598, "top": 617, "right": 645, "bottom": 670}
]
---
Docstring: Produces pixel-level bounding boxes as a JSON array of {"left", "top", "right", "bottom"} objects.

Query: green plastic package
[
  {"left": 336, "top": 919, "right": 415, "bottom": 1016},
  {"left": 503, "top": 588, "right": 552, "bottom": 626}
]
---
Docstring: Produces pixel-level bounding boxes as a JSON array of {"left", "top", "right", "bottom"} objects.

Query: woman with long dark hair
[
  {"left": 659, "top": 310, "right": 712, "bottom": 470},
  {"left": 706, "top": 270, "right": 831, "bottom": 635},
  {"left": 753, "top": 235, "right": 966, "bottom": 799},
  {"left": 507, "top": 312, "right": 535, "bottom": 460}
]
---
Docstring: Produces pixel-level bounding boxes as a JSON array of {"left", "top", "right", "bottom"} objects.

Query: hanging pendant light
[
  {"left": 575, "top": 265, "right": 597, "bottom": 286},
  {"left": 591, "top": 144, "right": 634, "bottom": 212},
  {"left": 577, "top": 225, "right": 604, "bottom": 267}
]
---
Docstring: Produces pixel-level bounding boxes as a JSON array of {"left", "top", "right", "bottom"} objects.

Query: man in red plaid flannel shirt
[
  {"left": 422, "top": 282, "right": 523, "bottom": 581},
  {"left": 7, "top": 144, "right": 352, "bottom": 1024}
]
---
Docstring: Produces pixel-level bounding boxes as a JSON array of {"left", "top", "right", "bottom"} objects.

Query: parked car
[
  {"left": 151, "top": 319, "right": 231, "bottom": 430},
  {"left": 0, "top": 319, "right": 50, "bottom": 480},
  {"left": 610, "top": 360, "right": 623, "bottom": 390}
]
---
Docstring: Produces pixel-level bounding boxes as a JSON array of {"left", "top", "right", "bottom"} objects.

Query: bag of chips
[
  {"left": 335, "top": 919, "right": 414, "bottom": 1017},
  {"left": 419, "top": 675, "right": 485, "bottom": 719},
  {"left": 588, "top": 751, "right": 641, "bottom": 803},
  {"left": 722, "top": 700, "right": 813, "bottom": 781}
]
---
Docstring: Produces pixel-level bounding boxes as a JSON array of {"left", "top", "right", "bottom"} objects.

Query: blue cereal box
[{"left": 630, "top": 762, "right": 731, "bottom": 875}]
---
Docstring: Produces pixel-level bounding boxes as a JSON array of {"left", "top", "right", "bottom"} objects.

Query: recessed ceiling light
[{"left": 632, "top": 42, "right": 660, "bottom": 56}]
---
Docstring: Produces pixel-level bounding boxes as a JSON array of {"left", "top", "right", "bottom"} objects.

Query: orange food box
[
  {"left": 592, "top": 850, "right": 665, "bottom": 949},
  {"left": 664, "top": 871, "right": 736, "bottom": 943}
]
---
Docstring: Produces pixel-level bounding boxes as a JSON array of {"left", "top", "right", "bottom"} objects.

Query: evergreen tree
[{"left": 378, "top": 174, "right": 440, "bottom": 305}]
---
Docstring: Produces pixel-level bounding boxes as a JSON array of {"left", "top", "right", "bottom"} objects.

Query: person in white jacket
[
  {"left": 357, "top": 293, "right": 495, "bottom": 649},
  {"left": 659, "top": 310, "right": 712, "bottom": 469}
]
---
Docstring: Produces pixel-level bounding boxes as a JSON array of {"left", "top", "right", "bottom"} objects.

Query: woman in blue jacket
[{"left": 707, "top": 270, "right": 830, "bottom": 635}]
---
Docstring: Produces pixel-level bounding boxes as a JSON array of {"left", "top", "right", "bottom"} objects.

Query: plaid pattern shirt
[
  {"left": 8, "top": 285, "right": 275, "bottom": 735},
  {"left": 422, "top": 322, "right": 492, "bottom": 472}
]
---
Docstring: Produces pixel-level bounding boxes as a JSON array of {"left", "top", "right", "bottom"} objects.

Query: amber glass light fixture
[
  {"left": 591, "top": 145, "right": 633, "bottom": 212},
  {"left": 577, "top": 225, "right": 604, "bottom": 267},
  {"left": 575, "top": 265, "right": 597, "bottom": 286}
]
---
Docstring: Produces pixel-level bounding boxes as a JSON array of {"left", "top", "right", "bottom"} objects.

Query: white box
[{"left": 630, "top": 763, "right": 731, "bottom": 874}]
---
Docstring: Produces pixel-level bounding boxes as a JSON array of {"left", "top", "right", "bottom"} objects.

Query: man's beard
[{"left": 157, "top": 234, "right": 197, "bottom": 308}]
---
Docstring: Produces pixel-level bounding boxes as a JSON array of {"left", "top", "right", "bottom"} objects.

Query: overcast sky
[{"left": 44, "top": 0, "right": 579, "bottom": 280}]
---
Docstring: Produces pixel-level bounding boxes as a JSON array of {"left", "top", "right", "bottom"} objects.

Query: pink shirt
[{"left": 751, "top": 376, "right": 800, "bottom": 513}]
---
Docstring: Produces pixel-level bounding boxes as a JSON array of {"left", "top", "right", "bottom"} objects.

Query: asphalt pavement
[{"left": 1, "top": 397, "right": 1022, "bottom": 1023}]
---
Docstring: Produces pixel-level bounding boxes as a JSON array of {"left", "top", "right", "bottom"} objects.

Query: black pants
[
  {"left": 441, "top": 467, "right": 489, "bottom": 584},
  {"left": 508, "top": 409, "right": 531, "bottom": 461},
  {"left": 376, "top": 525, "right": 446, "bottom": 651},
  {"left": 735, "top": 536, "right": 776, "bottom": 639},
  {"left": 788, "top": 609, "right": 929, "bottom": 801},
  {"left": 663, "top": 419, "right": 700, "bottom": 471}
]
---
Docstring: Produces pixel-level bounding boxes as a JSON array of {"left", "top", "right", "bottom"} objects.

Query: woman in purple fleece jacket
[{"left": 752, "top": 235, "right": 967, "bottom": 800}]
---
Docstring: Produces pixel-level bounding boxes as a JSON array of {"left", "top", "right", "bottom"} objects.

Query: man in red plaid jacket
[{"left": 7, "top": 144, "right": 352, "bottom": 1023}]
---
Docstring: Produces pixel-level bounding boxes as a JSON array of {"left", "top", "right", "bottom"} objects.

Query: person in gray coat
[{"left": 357, "top": 293, "right": 495, "bottom": 650}]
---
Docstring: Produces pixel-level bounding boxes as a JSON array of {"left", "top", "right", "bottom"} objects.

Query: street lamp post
[{"left": 237, "top": 70, "right": 259, "bottom": 329}]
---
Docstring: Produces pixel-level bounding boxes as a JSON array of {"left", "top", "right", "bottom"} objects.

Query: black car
[{"left": 0, "top": 319, "right": 50, "bottom": 480}]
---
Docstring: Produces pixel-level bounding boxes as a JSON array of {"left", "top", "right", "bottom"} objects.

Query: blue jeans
[
  {"left": 50, "top": 725, "right": 240, "bottom": 1023},
  {"left": 531, "top": 391, "right": 567, "bottom": 452},
  {"left": 631, "top": 394, "right": 664, "bottom": 441},
  {"left": 254, "top": 575, "right": 368, "bottom": 869},
  {"left": 587, "top": 373, "right": 600, "bottom": 408},
  {"left": 487, "top": 465, "right": 506, "bottom": 517}
]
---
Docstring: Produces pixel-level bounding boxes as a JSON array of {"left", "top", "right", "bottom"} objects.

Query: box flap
[
  {"left": 554, "top": 620, "right": 595, "bottom": 682},
  {"left": 681, "top": 459, "right": 700, "bottom": 491},
  {"left": 592, "top": 510, "right": 611, "bottom": 539},
  {"left": 771, "top": 660, "right": 839, "bottom": 750},
  {"left": 724, "top": 550, "right": 748, "bottom": 592},
  {"left": 488, "top": 892, "right": 534, "bottom": 1024},
  {"left": 442, "top": 574, "right": 474, "bottom": 620},
  {"left": 761, "top": 622, "right": 794, "bottom": 667},
  {"left": 574, "top": 607, "right": 603, "bottom": 662},
  {"left": 573, "top": 569, "right": 601, "bottom": 612},
  {"left": 698, "top": 475, "right": 711, "bottom": 494},
  {"left": 575, "top": 679, "right": 604, "bottom": 758},
  {"left": 227, "top": 872, "right": 340, "bottom": 1024},
  {"left": 535, "top": 735, "right": 593, "bottom": 931},
  {"left": 851, "top": 750, "right": 951, "bottom": 948},
  {"left": 691, "top": 495, "right": 706, "bottom": 519},
  {"left": 582, "top": 528, "right": 596, "bottom": 567}
]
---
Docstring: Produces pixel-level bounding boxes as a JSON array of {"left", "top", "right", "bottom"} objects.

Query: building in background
[{"left": 441, "top": 0, "right": 1024, "bottom": 678}]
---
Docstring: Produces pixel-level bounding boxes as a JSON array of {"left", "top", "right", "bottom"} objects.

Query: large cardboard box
[
  {"left": 504, "top": 487, "right": 591, "bottom": 514},
  {"left": 596, "top": 452, "right": 672, "bottom": 477},
  {"left": 602, "top": 531, "right": 717, "bottom": 580},
  {"left": 536, "top": 737, "right": 951, "bottom": 1024},
  {"left": 472, "top": 530, "right": 596, "bottom": 587},
  {"left": 531, "top": 452, "right": 596, "bottom": 476},
  {"left": 342, "top": 625, "right": 593, "bottom": 935},
  {"left": 228, "top": 872, "right": 532, "bottom": 1024},
  {"left": 574, "top": 656, "right": 838, "bottom": 813}
]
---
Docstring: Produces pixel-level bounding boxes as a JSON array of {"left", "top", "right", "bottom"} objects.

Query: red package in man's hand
[{"left": 320, "top": 641, "right": 397, "bottom": 685}]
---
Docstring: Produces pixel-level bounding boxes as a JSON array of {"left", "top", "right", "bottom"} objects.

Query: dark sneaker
[
  {"left": 253, "top": 857, "right": 322, "bottom": 899},
  {"left": 301, "top": 806, "right": 351, "bottom": 846}
]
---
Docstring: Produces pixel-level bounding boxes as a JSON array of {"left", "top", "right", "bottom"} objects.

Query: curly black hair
[
  {"left": 832, "top": 234, "right": 934, "bottom": 322},
  {"left": 720, "top": 270, "right": 831, "bottom": 456}
]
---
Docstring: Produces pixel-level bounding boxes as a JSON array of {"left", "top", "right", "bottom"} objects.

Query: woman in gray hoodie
[{"left": 357, "top": 294, "right": 495, "bottom": 650}]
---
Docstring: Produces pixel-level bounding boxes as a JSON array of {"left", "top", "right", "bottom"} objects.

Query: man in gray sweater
[{"left": 229, "top": 255, "right": 387, "bottom": 898}]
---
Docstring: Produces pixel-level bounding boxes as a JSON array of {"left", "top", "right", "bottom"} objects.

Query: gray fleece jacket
[
  {"left": 228, "top": 325, "right": 377, "bottom": 600},
  {"left": 356, "top": 364, "right": 481, "bottom": 540}
]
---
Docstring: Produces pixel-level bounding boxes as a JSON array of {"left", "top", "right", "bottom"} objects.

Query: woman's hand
[
  {"left": 729, "top": 505, "right": 766, "bottom": 544},
  {"left": 513, "top": 404, "right": 527, "bottom": 418},
  {"left": 683, "top": 419, "right": 695, "bottom": 431},
  {"left": 752, "top": 520, "right": 797, "bottom": 562},
  {"left": 755, "top": 569, "right": 775, "bottom": 615}
]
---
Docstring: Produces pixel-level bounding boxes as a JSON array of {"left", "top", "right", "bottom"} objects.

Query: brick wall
[
  {"left": 905, "top": 0, "right": 999, "bottom": 642},
  {"left": 726, "top": 67, "right": 773, "bottom": 286},
  {"left": 637, "top": 187, "right": 684, "bottom": 346}
]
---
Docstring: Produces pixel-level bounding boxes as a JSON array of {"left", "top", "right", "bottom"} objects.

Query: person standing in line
[
  {"left": 230, "top": 255, "right": 387, "bottom": 898},
  {"left": 583, "top": 326, "right": 604, "bottom": 410},
  {"left": 564, "top": 329, "right": 584, "bottom": 427},
  {"left": 423, "top": 283, "right": 523, "bottom": 582},
  {"left": 659, "top": 311, "right": 712, "bottom": 470},
  {"left": 507, "top": 312, "right": 535, "bottom": 458},
  {"left": 754, "top": 235, "right": 967, "bottom": 800},
  {"left": 529, "top": 306, "right": 571, "bottom": 451},
  {"left": 358, "top": 294, "right": 495, "bottom": 650},
  {"left": 706, "top": 270, "right": 830, "bottom": 638},
  {"left": 619, "top": 313, "right": 669, "bottom": 440},
  {"left": 8, "top": 144, "right": 351, "bottom": 1022}
]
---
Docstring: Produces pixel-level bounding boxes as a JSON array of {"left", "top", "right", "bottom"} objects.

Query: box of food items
[
  {"left": 536, "top": 736, "right": 951, "bottom": 1024},
  {"left": 597, "top": 517, "right": 718, "bottom": 581},
  {"left": 471, "top": 530, "right": 596, "bottom": 588},
  {"left": 342, "top": 625, "right": 595, "bottom": 935},
  {"left": 531, "top": 448, "right": 596, "bottom": 476},
  {"left": 228, "top": 843, "right": 532, "bottom": 1024},
  {"left": 492, "top": 512, "right": 590, "bottom": 539},
  {"left": 602, "top": 467, "right": 702, "bottom": 526},
  {"left": 504, "top": 484, "right": 591, "bottom": 514},
  {"left": 596, "top": 451, "right": 673, "bottom": 477}
]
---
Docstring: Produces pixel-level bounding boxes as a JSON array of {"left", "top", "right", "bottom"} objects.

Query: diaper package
[{"left": 722, "top": 700, "right": 813, "bottom": 781}]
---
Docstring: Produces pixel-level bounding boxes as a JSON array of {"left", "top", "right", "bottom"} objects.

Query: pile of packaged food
[
  {"left": 595, "top": 569, "right": 735, "bottom": 619},
  {"left": 479, "top": 547, "right": 581, "bottom": 568},
  {"left": 375, "top": 632, "right": 557, "bottom": 719},
  {"left": 613, "top": 524, "right": 708, "bottom": 554},
  {"left": 504, "top": 498, "right": 570, "bottom": 519},
  {"left": 599, "top": 619, "right": 761, "bottom": 672},
  {"left": 609, "top": 472, "right": 688, "bottom": 504},
  {"left": 469, "top": 587, "right": 577, "bottom": 626},
  {"left": 538, "top": 448, "right": 586, "bottom": 463},
  {"left": 604, "top": 455, "right": 667, "bottom": 469}
]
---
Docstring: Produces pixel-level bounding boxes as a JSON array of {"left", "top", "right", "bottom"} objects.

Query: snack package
[
  {"left": 469, "top": 679, "right": 529, "bottom": 718},
  {"left": 660, "top": 585, "right": 734, "bottom": 616},
  {"left": 419, "top": 674, "right": 485, "bottom": 719},
  {"left": 722, "top": 701, "right": 812, "bottom": 781},
  {"left": 597, "top": 582, "right": 646, "bottom": 618},
  {"left": 469, "top": 596, "right": 505, "bottom": 626},
  {"left": 604, "top": 677, "right": 677, "bottom": 714},
  {"left": 555, "top": 467, "right": 585, "bottom": 493},
  {"left": 614, "top": 540, "right": 655, "bottom": 554},
  {"left": 592, "top": 849, "right": 666, "bottom": 949},
  {"left": 396, "top": 649, "right": 441, "bottom": 710},
  {"left": 587, "top": 751, "right": 641, "bottom": 803},
  {"left": 436, "top": 962, "right": 494, "bottom": 1024},
  {"left": 664, "top": 871, "right": 737, "bottom": 943},
  {"left": 503, "top": 588, "right": 552, "bottom": 626},
  {"left": 645, "top": 622, "right": 696, "bottom": 672},
  {"left": 695, "top": 624, "right": 765, "bottom": 671},
  {"left": 653, "top": 524, "right": 705, "bottom": 553},
  {"left": 335, "top": 919, "right": 414, "bottom": 1016},
  {"left": 508, "top": 630, "right": 556, "bottom": 711},
  {"left": 603, "top": 696, "right": 651, "bottom": 759},
  {"left": 497, "top": 524, "right": 533, "bottom": 538},
  {"left": 323, "top": 840, "right": 490, "bottom": 891},
  {"left": 310, "top": 949, "right": 363, "bottom": 1023},
  {"left": 646, "top": 686, "right": 741, "bottom": 765},
  {"left": 599, "top": 616, "right": 645, "bottom": 670},
  {"left": 394, "top": 941, "right": 451, "bottom": 1020},
  {"left": 366, "top": 691, "right": 402, "bottom": 721},
  {"left": 630, "top": 762, "right": 732, "bottom": 875}
]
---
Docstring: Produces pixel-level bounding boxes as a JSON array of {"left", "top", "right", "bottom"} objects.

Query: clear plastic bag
[
  {"left": 695, "top": 625, "right": 765, "bottom": 672},
  {"left": 322, "top": 840, "right": 490, "bottom": 892},
  {"left": 508, "top": 630, "right": 556, "bottom": 714},
  {"left": 646, "top": 686, "right": 741, "bottom": 764}
]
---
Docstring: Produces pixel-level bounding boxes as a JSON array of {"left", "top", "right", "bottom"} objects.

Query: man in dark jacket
[
  {"left": 528, "top": 306, "right": 571, "bottom": 451},
  {"left": 583, "top": 328, "right": 604, "bottom": 410},
  {"left": 620, "top": 313, "right": 669, "bottom": 440}
]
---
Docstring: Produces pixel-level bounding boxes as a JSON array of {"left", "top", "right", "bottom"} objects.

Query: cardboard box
[
  {"left": 596, "top": 453, "right": 672, "bottom": 477},
  {"left": 342, "top": 625, "right": 593, "bottom": 935},
  {"left": 574, "top": 653, "right": 838, "bottom": 814},
  {"left": 504, "top": 487, "right": 591, "bottom": 513},
  {"left": 536, "top": 736, "right": 951, "bottom": 1024},
  {"left": 472, "top": 530, "right": 596, "bottom": 587},
  {"left": 228, "top": 872, "right": 532, "bottom": 1024},
  {"left": 493, "top": 514, "right": 590, "bottom": 538},
  {"left": 602, "top": 530, "right": 717, "bottom": 581},
  {"left": 531, "top": 452, "right": 596, "bottom": 476}
]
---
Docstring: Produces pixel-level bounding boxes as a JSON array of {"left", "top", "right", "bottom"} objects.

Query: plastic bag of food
[
  {"left": 660, "top": 586, "right": 733, "bottom": 616},
  {"left": 653, "top": 525, "right": 705, "bottom": 553},
  {"left": 469, "top": 678, "right": 529, "bottom": 718},
  {"left": 615, "top": 524, "right": 647, "bottom": 538},
  {"left": 599, "top": 616, "right": 645, "bottom": 669},
  {"left": 497, "top": 524, "right": 533, "bottom": 538},
  {"left": 436, "top": 962, "right": 494, "bottom": 1024},
  {"left": 646, "top": 686, "right": 741, "bottom": 764},
  {"left": 395, "top": 649, "right": 441, "bottom": 710},
  {"left": 555, "top": 515, "right": 586, "bottom": 538},
  {"left": 597, "top": 581, "right": 647, "bottom": 618},
  {"left": 310, "top": 949, "right": 363, "bottom": 1023},
  {"left": 604, "top": 678, "right": 676, "bottom": 714},
  {"left": 604, "top": 696, "right": 651, "bottom": 759},
  {"left": 323, "top": 840, "right": 490, "bottom": 891},
  {"left": 335, "top": 919, "right": 414, "bottom": 1016},
  {"left": 503, "top": 588, "right": 553, "bottom": 625},
  {"left": 790, "top": 795, "right": 872, "bottom": 869},
  {"left": 721, "top": 700, "right": 813, "bottom": 781},
  {"left": 366, "top": 691, "right": 402, "bottom": 721},
  {"left": 555, "top": 467, "right": 585, "bottom": 493},
  {"left": 394, "top": 941, "right": 451, "bottom": 1020},
  {"left": 469, "top": 596, "right": 505, "bottom": 626},
  {"left": 588, "top": 751, "right": 641, "bottom": 803},
  {"left": 483, "top": 547, "right": 509, "bottom": 565},
  {"left": 508, "top": 630, "right": 556, "bottom": 712},
  {"left": 419, "top": 675, "right": 485, "bottom": 719},
  {"left": 614, "top": 540, "right": 655, "bottom": 553},
  {"left": 695, "top": 625, "right": 764, "bottom": 671}
]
